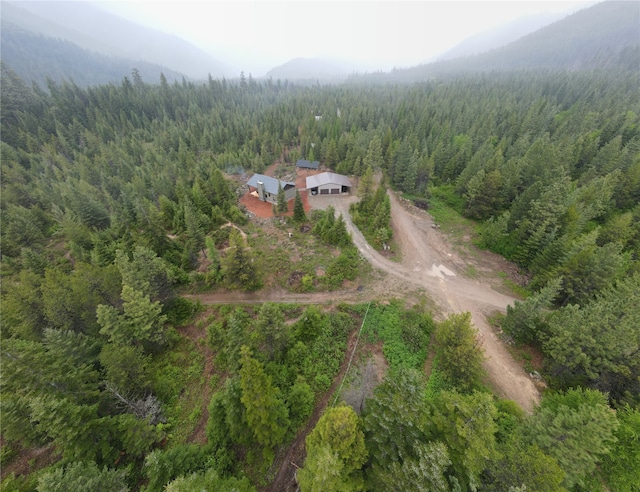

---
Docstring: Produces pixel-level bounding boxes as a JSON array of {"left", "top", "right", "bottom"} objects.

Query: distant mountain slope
[
  {"left": 2, "top": 1, "right": 230, "bottom": 79},
  {"left": 437, "top": 11, "right": 567, "bottom": 61},
  {"left": 354, "top": 1, "right": 639, "bottom": 83},
  {"left": 266, "top": 57, "right": 356, "bottom": 81},
  {"left": 0, "top": 20, "right": 185, "bottom": 88},
  {"left": 474, "top": 0, "right": 640, "bottom": 71}
]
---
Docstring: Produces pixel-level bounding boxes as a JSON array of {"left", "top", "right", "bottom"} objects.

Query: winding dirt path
[
  {"left": 192, "top": 191, "right": 540, "bottom": 412},
  {"left": 192, "top": 189, "right": 541, "bottom": 492},
  {"left": 315, "top": 191, "right": 540, "bottom": 413}
]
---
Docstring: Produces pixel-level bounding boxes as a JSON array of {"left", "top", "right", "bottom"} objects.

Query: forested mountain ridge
[
  {"left": 355, "top": 0, "right": 640, "bottom": 83},
  {"left": 0, "top": 20, "right": 186, "bottom": 88},
  {"left": 2, "top": 46, "right": 639, "bottom": 492},
  {"left": 1, "top": 0, "right": 229, "bottom": 82},
  {"left": 436, "top": 10, "right": 567, "bottom": 61}
]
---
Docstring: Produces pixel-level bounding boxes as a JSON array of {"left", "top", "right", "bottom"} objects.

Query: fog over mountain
[
  {"left": 265, "top": 57, "right": 370, "bottom": 82},
  {"left": 436, "top": 10, "right": 568, "bottom": 61},
  {"left": 2, "top": 1, "right": 231, "bottom": 79},
  {"left": 351, "top": 1, "right": 639, "bottom": 83},
  {"left": 1, "top": 0, "right": 631, "bottom": 86}
]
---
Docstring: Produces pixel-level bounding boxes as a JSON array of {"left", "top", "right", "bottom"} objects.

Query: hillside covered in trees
[
  {"left": 354, "top": 1, "right": 639, "bottom": 83},
  {"left": 1, "top": 36, "right": 640, "bottom": 491}
]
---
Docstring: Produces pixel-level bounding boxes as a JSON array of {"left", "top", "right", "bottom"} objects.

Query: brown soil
[
  {"left": 0, "top": 442, "right": 59, "bottom": 481},
  {"left": 238, "top": 166, "right": 319, "bottom": 218}
]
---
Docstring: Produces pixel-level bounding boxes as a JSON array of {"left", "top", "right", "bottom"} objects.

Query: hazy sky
[{"left": 96, "top": 0, "right": 593, "bottom": 73}]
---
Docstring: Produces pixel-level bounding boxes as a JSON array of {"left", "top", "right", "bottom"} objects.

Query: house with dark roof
[
  {"left": 296, "top": 159, "right": 320, "bottom": 170},
  {"left": 305, "top": 172, "right": 352, "bottom": 196},
  {"left": 246, "top": 174, "right": 296, "bottom": 204}
]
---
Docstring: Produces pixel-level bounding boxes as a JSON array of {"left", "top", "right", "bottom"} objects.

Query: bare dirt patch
[
  {"left": 238, "top": 166, "right": 318, "bottom": 219},
  {"left": 0, "top": 443, "right": 59, "bottom": 481}
]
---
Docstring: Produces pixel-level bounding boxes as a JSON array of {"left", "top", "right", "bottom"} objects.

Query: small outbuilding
[
  {"left": 296, "top": 159, "right": 319, "bottom": 170},
  {"left": 247, "top": 174, "right": 296, "bottom": 204},
  {"left": 305, "top": 172, "right": 352, "bottom": 196}
]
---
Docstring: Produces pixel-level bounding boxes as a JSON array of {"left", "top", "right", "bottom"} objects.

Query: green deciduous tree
[{"left": 600, "top": 405, "right": 640, "bottom": 491}]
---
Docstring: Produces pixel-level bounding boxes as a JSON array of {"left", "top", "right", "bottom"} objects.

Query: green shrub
[
  {"left": 143, "top": 444, "right": 214, "bottom": 491},
  {"left": 362, "top": 302, "right": 431, "bottom": 371},
  {"left": 163, "top": 297, "right": 198, "bottom": 326},
  {"left": 324, "top": 247, "right": 360, "bottom": 287}
]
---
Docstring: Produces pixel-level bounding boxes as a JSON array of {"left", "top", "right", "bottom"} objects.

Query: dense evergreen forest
[{"left": 1, "top": 60, "right": 639, "bottom": 491}]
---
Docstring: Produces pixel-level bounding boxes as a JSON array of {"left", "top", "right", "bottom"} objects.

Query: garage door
[
  {"left": 320, "top": 189, "right": 329, "bottom": 195},
  {"left": 330, "top": 188, "right": 340, "bottom": 194}
]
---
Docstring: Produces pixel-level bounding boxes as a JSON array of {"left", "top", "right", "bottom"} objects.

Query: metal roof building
[
  {"left": 246, "top": 174, "right": 296, "bottom": 204},
  {"left": 296, "top": 159, "right": 320, "bottom": 170},
  {"left": 305, "top": 172, "right": 352, "bottom": 196}
]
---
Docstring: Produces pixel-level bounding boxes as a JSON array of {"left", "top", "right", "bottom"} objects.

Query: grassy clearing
[
  {"left": 424, "top": 186, "right": 483, "bottom": 260},
  {"left": 247, "top": 218, "right": 368, "bottom": 292},
  {"left": 497, "top": 271, "right": 530, "bottom": 299}
]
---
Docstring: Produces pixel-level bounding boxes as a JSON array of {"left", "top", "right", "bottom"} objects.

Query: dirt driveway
[
  {"left": 309, "top": 191, "right": 540, "bottom": 413},
  {"left": 195, "top": 189, "right": 541, "bottom": 412}
]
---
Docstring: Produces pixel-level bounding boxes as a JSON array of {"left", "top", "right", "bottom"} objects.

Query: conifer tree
[
  {"left": 435, "top": 312, "right": 486, "bottom": 391},
  {"left": 276, "top": 182, "right": 288, "bottom": 214},
  {"left": 299, "top": 405, "right": 368, "bottom": 492},
  {"left": 293, "top": 190, "right": 306, "bottom": 222},
  {"left": 220, "top": 230, "right": 261, "bottom": 291},
  {"left": 97, "top": 284, "right": 168, "bottom": 350},
  {"left": 239, "top": 346, "right": 289, "bottom": 455}
]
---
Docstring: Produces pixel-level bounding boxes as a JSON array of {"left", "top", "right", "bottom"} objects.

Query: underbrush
[
  {"left": 149, "top": 337, "right": 206, "bottom": 445},
  {"left": 360, "top": 300, "right": 434, "bottom": 372}
]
